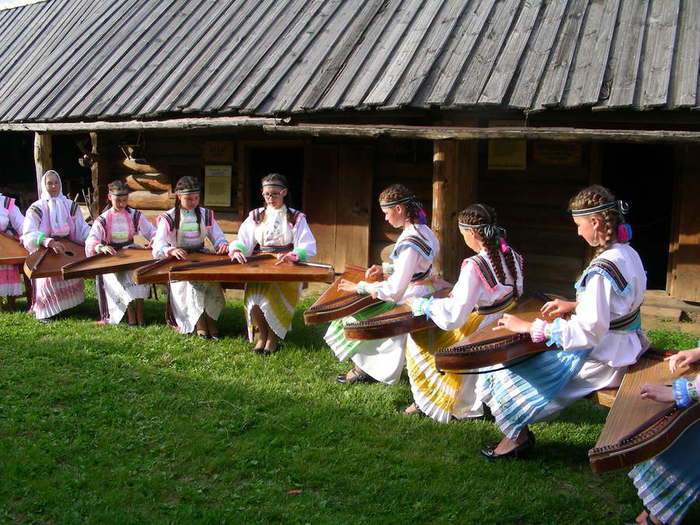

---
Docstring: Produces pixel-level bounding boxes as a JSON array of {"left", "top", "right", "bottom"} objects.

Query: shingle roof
[{"left": 0, "top": 0, "right": 697, "bottom": 123}]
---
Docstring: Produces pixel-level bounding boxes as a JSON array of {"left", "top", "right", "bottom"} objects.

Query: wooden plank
[
  {"left": 304, "top": 144, "right": 338, "bottom": 269},
  {"left": 597, "top": 0, "right": 650, "bottom": 109},
  {"left": 90, "top": 131, "right": 109, "bottom": 216},
  {"left": 335, "top": 144, "right": 373, "bottom": 269},
  {"left": 453, "top": 0, "right": 521, "bottom": 105},
  {"left": 480, "top": 0, "right": 543, "bottom": 105},
  {"left": 127, "top": 190, "right": 175, "bottom": 210},
  {"left": 564, "top": 0, "right": 620, "bottom": 107},
  {"left": 508, "top": 0, "right": 568, "bottom": 109},
  {"left": 534, "top": 0, "right": 589, "bottom": 109},
  {"left": 637, "top": 0, "right": 680, "bottom": 108},
  {"left": 670, "top": 0, "right": 700, "bottom": 108},
  {"left": 33, "top": 131, "right": 52, "bottom": 192}
]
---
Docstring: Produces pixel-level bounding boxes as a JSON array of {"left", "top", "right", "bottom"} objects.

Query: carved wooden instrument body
[
  {"left": 303, "top": 265, "right": 383, "bottom": 325},
  {"left": 132, "top": 253, "right": 222, "bottom": 285},
  {"left": 24, "top": 239, "right": 87, "bottom": 279},
  {"left": 434, "top": 295, "right": 562, "bottom": 372},
  {"left": 62, "top": 247, "right": 155, "bottom": 279},
  {"left": 343, "top": 287, "right": 452, "bottom": 340},
  {"left": 588, "top": 351, "right": 700, "bottom": 474},
  {"left": 0, "top": 230, "right": 28, "bottom": 265},
  {"left": 168, "top": 253, "right": 335, "bottom": 283}
]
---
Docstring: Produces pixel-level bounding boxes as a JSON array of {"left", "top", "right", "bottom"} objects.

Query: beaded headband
[
  {"left": 176, "top": 188, "right": 200, "bottom": 195},
  {"left": 262, "top": 183, "right": 286, "bottom": 190},
  {"left": 109, "top": 191, "right": 129, "bottom": 197},
  {"left": 458, "top": 222, "right": 506, "bottom": 241},
  {"left": 380, "top": 196, "right": 416, "bottom": 208},
  {"left": 570, "top": 200, "right": 629, "bottom": 217}
]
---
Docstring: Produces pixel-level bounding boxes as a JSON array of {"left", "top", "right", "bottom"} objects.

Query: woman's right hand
[
  {"left": 48, "top": 240, "right": 65, "bottom": 254},
  {"left": 365, "top": 265, "right": 383, "bottom": 280},
  {"left": 541, "top": 299, "right": 577, "bottom": 318},
  {"left": 668, "top": 348, "right": 700, "bottom": 373},
  {"left": 171, "top": 248, "right": 188, "bottom": 260},
  {"left": 640, "top": 383, "right": 674, "bottom": 403},
  {"left": 101, "top": 246, "right": 117, "bottom": 256},
  {"left": 230, "top": 251, "right": 247, "bottom": 264}
]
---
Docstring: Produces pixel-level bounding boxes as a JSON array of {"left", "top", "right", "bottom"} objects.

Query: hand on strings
[
  {"left": 275, "top": 252, "right": 299, "bottom": 265},
  {"left": 540, "top": 299, "right": 577, "bottom": 319},
  {"left": 230, "top": 251, "right": 247, "bottom": 264},
  {"left": 49, "top": 240, "right": 65, "bottom": 254},
  {"left": 667, "top": 348, "right": 700, "bottom": 373},
  {"left": 640, "top": 383, "right": 674, "bottom": 403},
  {"left": 171, "top": 248, "right": 188, "bottom": 260},
  {"left": 365, "top": 265, "right": 383, "bottom": 280},
  {"left": 143, "top": 240, "right": 153, "bottom": 249},
  {"left": 338, "top": 279, "right": 358, "bottom": 293},
  {"left": 494, "top": 314, "right": 532, "bottom": 334},
  {"left": 216, "top": 243, "right": 229, "bottom": 255},
  {"left": 101, "top": 246, "right": 117, "bottom": 256}
]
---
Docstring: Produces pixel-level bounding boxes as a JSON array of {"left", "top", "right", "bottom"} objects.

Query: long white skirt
[
  {"left": 169, "top": 280, "right": 224, "bottom": 334},
  {"left": 101, "top": 271, "right": 151, "bottom": 324},
  {"left": 32, "top": 276, "right": 84, "bottom": 319}
]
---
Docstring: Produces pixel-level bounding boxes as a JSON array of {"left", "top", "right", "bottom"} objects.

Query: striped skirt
[
  {"left": 32, "top": 276, "right": 84, "bottom": 320},
  {"left": 476, "top": 348, "right": 592, "bottom": 439},
  {"left": 405, "top": 311, "right": 486, "bottom": 423},
  {"left": 244, "top": 282, "right": 302, "bottom": 340},
  {"left": 629, "top": 421, "right": 700, "bottom": 525},
  {"left": 0, "top": 263, "right": 22, "bottom": 297},
  {"left": 324, "top": 302, "right": 396, "bottom": 361}
]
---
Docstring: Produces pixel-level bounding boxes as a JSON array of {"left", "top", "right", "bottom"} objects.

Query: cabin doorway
[
  {"left": 244, "top": 144, "right": 304, "bottom": 212},
  {"left": 601, "top": 143, "right": 674, "bottom": 290}
]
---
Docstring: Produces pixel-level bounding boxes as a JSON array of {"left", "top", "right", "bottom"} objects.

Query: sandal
[
  {"left": 336, "top": 367, "right": 376, "bottom": 384},
  {"left": 481, "top": 430, "right": 535, "bottom": 460},
  {"left": 402, "top": 403, "right": 426, "bottom": 417},
  {"left": 196, "top": 330, "right": 209, "bottom": 339}
]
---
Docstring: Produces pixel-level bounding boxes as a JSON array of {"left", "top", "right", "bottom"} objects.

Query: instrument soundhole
[{"left": 64, "top": 250, "right": 75, "bottom": 257}]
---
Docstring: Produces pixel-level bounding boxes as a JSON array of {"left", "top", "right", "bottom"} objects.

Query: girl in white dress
[
  {"left": 482, "top": 185, "right": 648, "bottom": 459},
  {"left": 325, "top": 184, "right": 442, "bottom": 385},
  {"left": 152, "top": 176, "right": 229, "bottom": 338},
  {"left": 85, "top": 180, "right": 156, "bottom": 326},
  {"left": 230, "top": 173, "right": 316, "bottom": 355}
]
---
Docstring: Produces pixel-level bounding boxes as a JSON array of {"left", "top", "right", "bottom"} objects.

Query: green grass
[{"left": 1, "top": 288, "right": 698, "bottom": 524}]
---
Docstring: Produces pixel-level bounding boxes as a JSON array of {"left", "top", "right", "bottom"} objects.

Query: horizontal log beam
[{"left": 0, "top": 116, "right": 280, "bottom": 132}]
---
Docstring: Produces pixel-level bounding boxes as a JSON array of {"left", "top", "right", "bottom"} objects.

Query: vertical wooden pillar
[
  {"left": 90, "top": 131, "right": 109, "bottom": 215},
  {"left": 33, "top": 132, "right": 52, "bottom": 192},
  {"left": 432, "top": 139, "right": 478, "bottom": 282}
]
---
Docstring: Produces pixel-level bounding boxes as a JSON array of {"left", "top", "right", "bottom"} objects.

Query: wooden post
[
  {"left": 432, "top": 140, "right": 478, "bottom": 282},
  {"left": 33, "top": 132, "right": 52, "bottom": 192},
  {"left": 90, "top": 131, "right": 109, "bottom": 214}
]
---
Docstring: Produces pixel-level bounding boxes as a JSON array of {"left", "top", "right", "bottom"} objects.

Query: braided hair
[
  {"left": 173, "top": 176, "right": 202, "bottom": 233},
  {"left": 379, "top": 184, "right": 427, "bottom": 224},
  {"left": 568, "top": 185, "right": 623, "bottom": 257},
  {"left": 458, "top": 203, "right": 521, "bottom": 297}
]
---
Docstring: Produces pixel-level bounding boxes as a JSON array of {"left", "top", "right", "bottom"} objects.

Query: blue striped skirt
[
  {"left": 477, "top": 348, "right": 592, "bottom": 439},
  {"left": 629, "top": 421, "right": 700, "bottom": 525}
]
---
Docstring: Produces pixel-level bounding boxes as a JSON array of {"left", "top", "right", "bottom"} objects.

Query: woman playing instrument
[
  {"left": 85, "top": 180, "right": 156, "bottom": 326},
  {"left": 628, "top": 347, "right": 700, "bottom": 525},
  {"left": 404, "top": 203, "right": 524, "bottom": 420},
  {"left": 325, "top": 184, "right": 441, "bottom": 385},
  {"left": 481, "top": 185, "right": 648, "bottom": 459},
  {"left": 152, "top": 176, "right": 229, "bottom": 338},
  {"left": 229, "top": 173, "right": 316, "bottom": 356},
  {"left": 22, "top": 170, "right": 91, "bottom": 321},
  {"left": 0, "top": 192, "right": 25, "bottom": 312}
]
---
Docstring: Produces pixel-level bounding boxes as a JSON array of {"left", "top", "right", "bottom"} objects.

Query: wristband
[
  {"left": 687, "top": 379, "right": 698, "bottom": 402},
  {"left": 530, "top": 318, "right": 547, "bottom": 343},
  {"left": 356, "top": 281, "right": 369, "bottom": 295},
  {"left": 673, "top": 378, "right": 692, "bottom": 408},
  {"left": 382, "top": 262, "right": 395, "bottom": 275},
  {"left": 36, "top": 232, "right": 46, "bottom": 247}
]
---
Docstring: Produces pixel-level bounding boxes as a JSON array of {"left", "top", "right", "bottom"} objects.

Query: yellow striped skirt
[{"left": 244, "top": 282, "right": 302, "bottom": 341}]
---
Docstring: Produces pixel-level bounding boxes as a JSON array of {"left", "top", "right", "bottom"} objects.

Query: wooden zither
[
  {"left": 168, "top": 253, "right": 334, "bottom": 283},
  {"left": 343, "top": 287, "right": 452, "bottom": 340},
  {"left": 588, "top": 351, "right": 700, "bottom": 474},
  {"left": 0, "top": 230, "right": 28, "bottom": 265},
  {"left": 62, "top": 247, "right": 155, "bottom": 279},
  {"left": 24, "top": 238, "right": 87, "bottom": 279},
  {"left": 433, "top": 295, "right": 562, "bottom": 372},
  {"left": 303, "top": 265, "right": 384, "bottom": 325},
  {"left": 132, "top": 253, "right": 225, "bottom": 285}
]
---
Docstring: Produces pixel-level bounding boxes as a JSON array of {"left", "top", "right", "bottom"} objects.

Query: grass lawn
[{"left": 1, "top": 286, "right": 698, "bottom": 524}]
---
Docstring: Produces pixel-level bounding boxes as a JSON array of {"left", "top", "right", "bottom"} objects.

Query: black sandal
[
  {"left": 336, "top": 368, "right": 376, "bottom": 384},
  {"left": 481, "top": 431, "right": 535, "bottom": 460}
]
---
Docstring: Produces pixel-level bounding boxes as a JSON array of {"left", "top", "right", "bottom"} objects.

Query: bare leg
[
  {"left": 205, "top": 314, "right": 219, "bottom": 339},
  {"left": 264, "top": 329, "right": 278, "bottom": 355},
  {"left": 635, "top": 510, "right": 662, "bottom": 525},
  {"left": 126, "top": 303, "right": 137, "bottom": 326},
  {"left": 195, "top": 314, "right": 208, "bottom": 338},
  {"left": 493, "top": 426, "right": 531, "bottom": 455},
  {"left": 135, "top": 299, "right": 145, "bottom": 326},
  {"left": 7, "top": 296, "right": 15, "bottom": 312},
  {"left": 250, "top": 305, "right": 268, "bottom": 352},
  {"left": 0, "top": 298, "right": 3, "bottom": 312}
]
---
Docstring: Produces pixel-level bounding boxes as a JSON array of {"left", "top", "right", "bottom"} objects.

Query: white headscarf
[{"left": 40, "top": 170, "right": 72, "bottom": 237}]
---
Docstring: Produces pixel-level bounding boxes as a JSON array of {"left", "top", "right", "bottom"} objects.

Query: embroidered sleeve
[
  {"left": 231, "top": 216, "right": 256, "bottom": 256},
  {"left": 292, "top": 215, "right": 316, "bottom": 259}
]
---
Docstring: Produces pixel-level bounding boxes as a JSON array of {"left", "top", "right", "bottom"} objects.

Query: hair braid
[{"left": 568, "top": 185, "right": 621, "bottom": 257}]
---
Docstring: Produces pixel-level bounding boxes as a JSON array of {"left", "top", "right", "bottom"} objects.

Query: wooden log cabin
[{"left": 0, "top": 0, "right": 698, "bottom": 303}]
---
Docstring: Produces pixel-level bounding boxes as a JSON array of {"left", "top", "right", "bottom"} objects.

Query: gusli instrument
[
  {"left": 0, "top": 230, "right": 28, "bottom": 265},
  {"left": 24, "top": 238, "right": 86, "bottom": 279},
  {"left": 61, "top": 247, "right": 155, "bottom": 279}
]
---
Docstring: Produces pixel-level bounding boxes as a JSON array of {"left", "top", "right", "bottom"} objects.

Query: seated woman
[
  {"left": 152, "top": 176, "right": 229, "bottom": 338},
  {"left": 0, "top": 192, "right": 25, "bottom": 311},
  {"left": 230, "top": 173, "right": 316, "bottom": 355},
  {"left": 325, "top": 184, "right": 441, "bottom": 385},
  {"left": 22, "top": 170, "right": 91, "bottom": 321},
  {"left": 85, "top": 180, "right": 156, "bottom": 326},
  {"left": 481, "top": 185, "right": 647, "bottom": 459},
  {"left": 629, "top": 347, "right": 700, "bottom": 525},
  {"left": 404, "top": 203, "right": 523, "bottom": 421}
]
